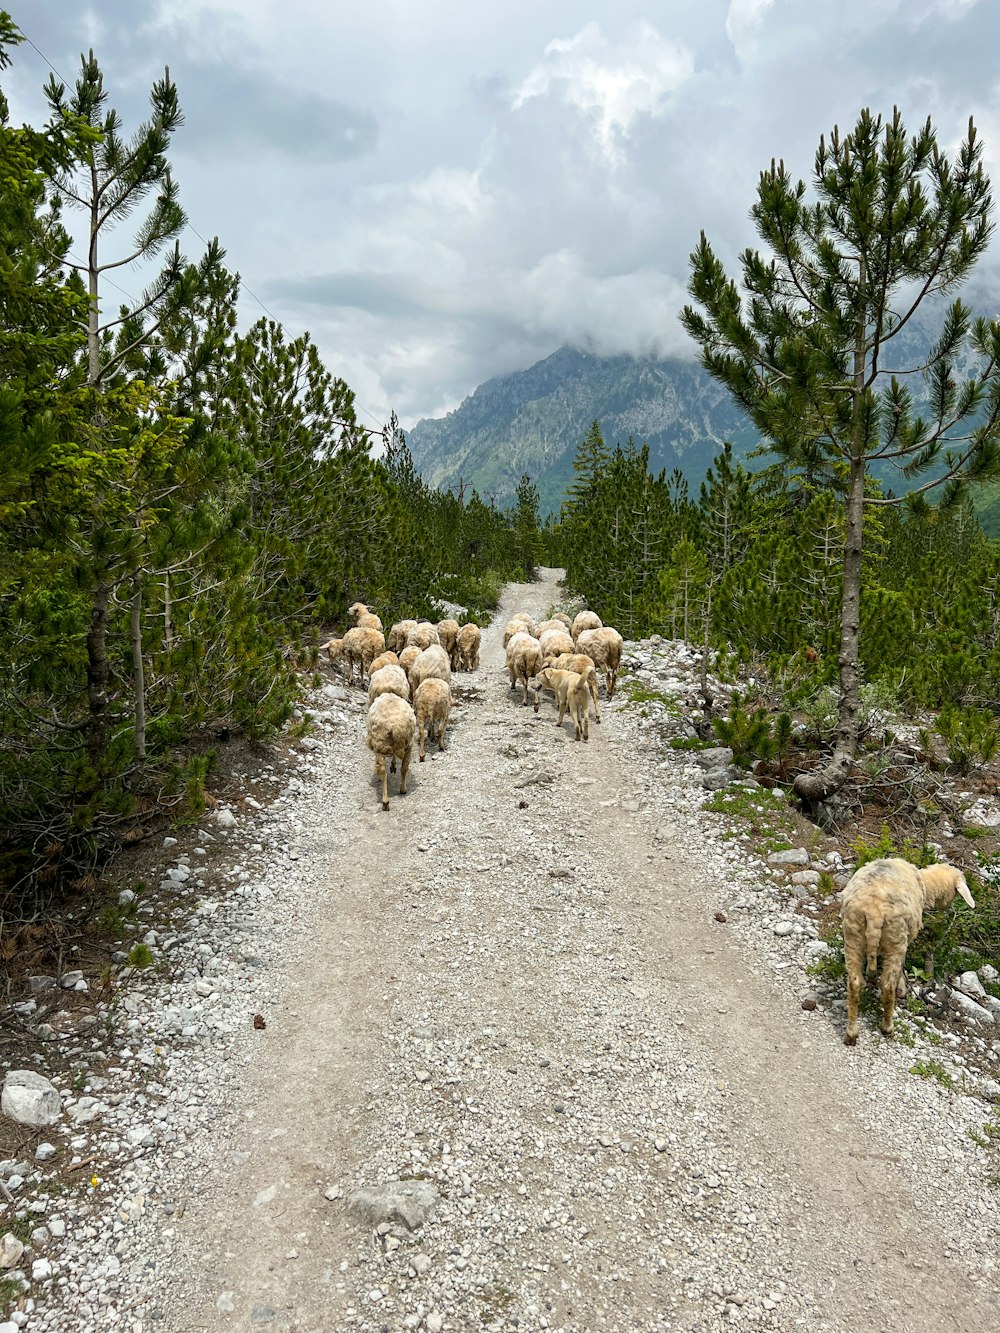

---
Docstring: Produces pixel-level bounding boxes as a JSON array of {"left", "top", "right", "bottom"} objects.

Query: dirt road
[{"left": 170, "top": 571, "right": 999, "bottom": 1332}]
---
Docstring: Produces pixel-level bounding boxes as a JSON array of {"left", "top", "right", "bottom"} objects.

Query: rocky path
[{"left": 6, "top": 570, "right": 999, "bottom": 1332}]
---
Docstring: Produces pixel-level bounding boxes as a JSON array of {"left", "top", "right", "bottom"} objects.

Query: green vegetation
[
  {"left": 0, "top": 21, "right": 542, "bottom": 926},
  {"left": 910, "top": 1058, "right": 957, "bottom": 1090}
]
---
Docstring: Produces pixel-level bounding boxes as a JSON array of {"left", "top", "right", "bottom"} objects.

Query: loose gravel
[{"left": 3, "top": 570, "right": 1000, "bottom": 1333}]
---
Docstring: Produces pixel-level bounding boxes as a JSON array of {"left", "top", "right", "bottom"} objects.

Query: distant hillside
[
  {"left": 406, "top": 339, "right": 1000, "bottom": 534},
  {"left": 405, "top": 347, "right": 758, "bottom": 515}
]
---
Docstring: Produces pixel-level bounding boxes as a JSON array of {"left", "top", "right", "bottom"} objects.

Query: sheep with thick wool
[
  {"left": 840, "top": 858, "right": 975, "bottom": 1046},
  {"left": 348, "top": 601, "right": 383, "bottom": 633},
  {"left": 388, "top": 619, "right": 418, "bottom": 654},
  {"left": 368, "top": 651, "right": 399, "bottom": 676},
  {"left": 342, "top": 625, "right": 386, "bottom": 685},
  {"left": 538, "top": 627, "right": 575, "bottom": 660},
  {"left": 407, "top": 622, "right": 441, "bottom": 651},
  {"left": 366, "top": 694, "right": 416, "bottom": 811},
  {"left": 505, "top": 631, "right": 543, "bottom": 705},
  {"left": 532, "top": 667, "right": 589, "bottom": 740},
  {"left": 367, "top": 664, "right": 410, "bottom": 707},
  {"left": 398, "top": 644, "right": 421, "bottom": 675},
  {"left": 575, "top": 626, "right": 623, "bottom": 698},
  {"left": 408, "top": 644, "right": 452, "bottom": 700},
  {"left": 571, "top": 610, "right": 602, "bottom": 640},
  {"left": 503, "top": 616, "right": 535, "bottom": 648},
  {"left": 539, "top": 651, "right": 601, "bottom": 723},
  {"left": 414, "top": 678, "right": 451, "bottom": 760},
  {"left": 456, "top": 622, "right": 481, "bottom": 671},
  {"left": 437, "top": 619, "right": 460, "bottom": 670}
]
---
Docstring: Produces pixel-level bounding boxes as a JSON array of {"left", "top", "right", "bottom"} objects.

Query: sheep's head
[
  {"left": 348, "top": 601, "right": 368, "bottom": 621},
  {"left": 918, "top": 863, "right": 975, "bottom": 910},
  {"left": 323, "top": 637, "right": 344, "bottom": 664}
]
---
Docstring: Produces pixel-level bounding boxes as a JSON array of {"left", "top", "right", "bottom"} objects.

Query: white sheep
[
  {"left": 532, "top": 667, "right": 590, "bottom": 740},
  {"left": 366, "top": 694, "right": 416, "bottom": 811},
  {"left": 539, "top": 651, "right": 601, "bottom": 723},
  {"left": 407, "top": 621, "right": 441, "bottom": 651},
  {"left": 551, "top": 611, "right": 573, "bottom": 631},
  {"left": 505, "top": 631, "right": 543, "bottom": 705},
  {"left": 398, "top": 644, "right": 422, "bottom": 675},
  {"left": 388, "top": 619, "right": 418, "bottom": 654},
  {"left": 503, "top": 615, "right": 537, "bottom": 648},
  {"left": 368, "top": 651, "right": 400, "bottom": 675},
  {"left": 456, "top": 622, "right": 481, "bottom": 671},
  {"left": 571, "top": 610, "right": 603, "bottom": 640},
  {"left": 841, "top": 858, "right": 975, "bottom": 1046},
  {"left": 437, "top": 618, "right": 460, "bottom": 670},
  {"left": 343, "top": 625, "right": 386, "bottom": 685},
  {"left": 348, "top": 601, "right": 383, "bottom": 633},
  {"left": 576, "top": 626, "right": 623, "bottom": 698},
  {"left": 367, "top": 664, "right": 410, "bottom": 707},
  {"left": 408, "top": 644, "right": 452, "bottom": 700},
  {"left": 538, "top": 626, "right": 575, "bottom": 660},
  {"left": 414, "top": 678, "right": 451, "bottom": 760}
]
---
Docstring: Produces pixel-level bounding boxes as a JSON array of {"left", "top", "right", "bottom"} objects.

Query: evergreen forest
[{"left": 0, "top": 20, "right": 542, "bottom": 913}]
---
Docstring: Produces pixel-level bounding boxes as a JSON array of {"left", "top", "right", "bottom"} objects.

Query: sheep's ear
[{"left": 956, "top": 875, "right": 975, "bottom": 909}]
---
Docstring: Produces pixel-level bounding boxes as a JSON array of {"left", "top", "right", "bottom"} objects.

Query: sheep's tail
[{"left": 863, "top": 909, "right": 883, "bottom": 981}]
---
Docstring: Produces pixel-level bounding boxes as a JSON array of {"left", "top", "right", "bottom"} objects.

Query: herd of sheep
[
  {"left": 322, "top": 599, "right": 979, "bottom": 1048},
  {"left": 322, "top": 603, "right": 482, "bottom": 811}
]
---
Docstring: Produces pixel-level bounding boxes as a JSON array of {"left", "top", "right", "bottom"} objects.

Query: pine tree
[{"left": 683, "top": 107, "right": 1000, "bottom": 803}]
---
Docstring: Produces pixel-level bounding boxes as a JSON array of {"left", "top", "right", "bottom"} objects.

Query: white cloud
[
  {"left": 725, "top": 0, "right": 777, "bottom": 47},
  {"left": 512, "top": 21, "right": 694, "bottom": 162}
]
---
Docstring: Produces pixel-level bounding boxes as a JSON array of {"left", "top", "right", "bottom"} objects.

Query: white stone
[
  {"left": 0, "top": 1233, "right": 24, "bottom": 1269},
  {"left": 2, "top": 1071, "right": 61, "bottom": 1127},
  {"left": 31, "top": 1258, "right": 53, "bottom": 1281}
]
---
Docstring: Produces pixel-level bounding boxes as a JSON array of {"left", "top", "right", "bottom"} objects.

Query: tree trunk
[
  {"left": 87, "top": 576, "right": 111, "bottom": 765},
  {"left": 131, "top": 571, "right": 146, "bottom": 762}
]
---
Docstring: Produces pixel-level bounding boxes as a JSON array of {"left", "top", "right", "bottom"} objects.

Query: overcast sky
[{"left": 5, "top": 0, "right": 1000, "bottom": 432}]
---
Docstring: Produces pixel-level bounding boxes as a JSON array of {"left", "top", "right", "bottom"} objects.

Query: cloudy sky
[{"left": 5, "top": 0, "right": 1000, "bottom": 432}]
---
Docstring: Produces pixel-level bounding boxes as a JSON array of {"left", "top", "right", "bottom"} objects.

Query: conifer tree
[{"left": 683, "top": 107, "right": 1000, "bottom": 802}]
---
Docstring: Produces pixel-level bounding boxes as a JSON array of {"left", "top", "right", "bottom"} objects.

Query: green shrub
[{"left": 935, "top": 704, "right": 1000, "bottom": 774}]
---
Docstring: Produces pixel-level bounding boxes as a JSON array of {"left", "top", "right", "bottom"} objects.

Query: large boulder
[{"left": 2, "top": 1070, "right": 61, "bottom": 1127}]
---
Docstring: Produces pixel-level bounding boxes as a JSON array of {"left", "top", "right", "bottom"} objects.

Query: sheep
[
  {"left": 398, "top": 644, "right": 422, "bottom": 675},
  {"left": 571, "top": 610, "right": 603, "bottom": 640},
  {"left": 531, "top": 667, "right": 589, "bottom": 741},
  {"left": 366, "top": 694, "right": 416, "bottom": 811},
  {"left": 321, "top": 637, "right": 345, "bottom": 673},
  {"left": 539, "top": 651, "right": 601, "bottom": 723},
  {"left": 538, "top": 627, "right": 575, "bottom": 660},
  {"left": 536, "top": 618, "right": 566, "bottom": 637},
  {"left": 437, "top": 618, "right": 460, "bottom": 670},
  {"left": 456, "top": 622, "right": 481, "bottom": 671},
  {"left": 369, "top": 651, "right": 399, "bottom": 675},
  {"left": 414, "top": 678, "right": 451, "bottom": 760},
  {"left": 551, "top": 611, "right": 573, "bottom": 630},
  {"left": 840, "top": 858, "right": 975, "bottom": 1046},
  {"left": 503, "top": 617, "right": 535, "bottom": 648},
  {"left": 407, "top": 621, "right": 441, "bottom": 651},
  {"left": 576, "top": 626, "right": 623, "bottom": 697},
  {"left": 342, "top": 624, "right": 386, "bottom": 685},
  {"left": 367, "top": 664, "right": 410, "bottom": 707},
  {"left": 348, "top": 601, "right": 383, "bottom": 633},
  {"left": 388, "top": 619, "right": 418, "bottom": 654},
  {"left": 408, "top": 644, "right": 452, "bottom": 700},
  {"left": 505, "top": 631, "right": 543, "bottom": 705}
]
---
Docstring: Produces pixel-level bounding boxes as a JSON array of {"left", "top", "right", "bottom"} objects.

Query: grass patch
[
  {"left": 668, "top": 737, "right": 713, "bottom": 751},
  {"left": 702, "top": 785, "right": 803, "bottom": 856},
  {"left": 910, "top": 1058, "right": 955, "bottom": 1089}
]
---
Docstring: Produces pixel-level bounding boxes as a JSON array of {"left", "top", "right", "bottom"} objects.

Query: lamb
[
  {"left": 539, "top": 651, "right": 601, "bottom": 723},
  {"left": 342, "top": 624, "right": 386, "bottom": 685},
  {"left": 456, "top": 622, "right": 481, "bottom": 671},
  {"left": 505, "top": 631, "right": 543, "bottom": 705},
  {"left": 366, "top": 693, "right": 416, "bottom": 811},
  {"left": 437, "top": 618, "right": 460, "bottom": 670},
  {"left": 840, "top": 858, "right": 975, "bottom": 1046},
  {"left": 367, "top": 664, "right": 410, "bottom": 707},
  {"left": 538, "top": 627, "right": 575, "bottom": 660},
  {"left": 368, "top": 651, "right": 400, "bottom": 675},
  {"left": 413, "top": 678, "right": 451, "bottom": 760},
  {"left": 571, "top": 610, "right": 603, "bottom": 640},
  {"left": 576, "top": 626, "right": 623, "bottom": 697},
  {"left": 388, "top": 619, "right": 418, "bottom": 654},
  {"left": 407, "top": 621, "right": 441, "bottom": 651},
  {"left": 531, "top": 667, "right": 589, "bottom": 741},
  {"left": 408, "top": 644, "right": 452, "bottom": 700}
]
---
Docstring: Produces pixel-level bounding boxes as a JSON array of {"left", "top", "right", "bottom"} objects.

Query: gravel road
[{"left": 9, "top": 570, "right": 1000, "bottom": 1333}]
